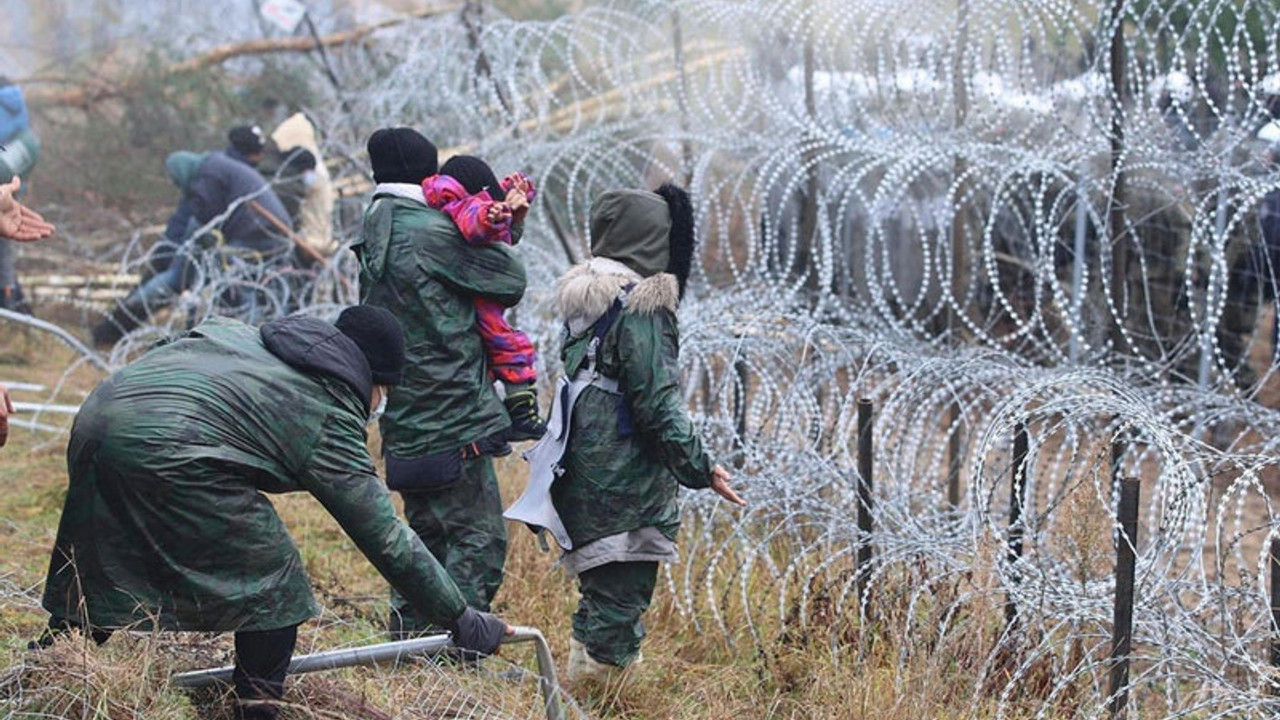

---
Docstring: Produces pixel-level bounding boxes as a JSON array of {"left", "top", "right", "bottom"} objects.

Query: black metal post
[
  {"left": 856, "top": 398, "right": 874, "bottom": 611},
  {"left": 732, "top": 357, "right": 748, "bottom": 469},
  {"left": 947, "top": 401, "right": 963, "bottom": 508},
  {"left": 1109, "top": 478, "right": 1140, "bottom": 719},
  {"left": 1005, "top": 422, "right": 1029, "bottom": 627},
  {"left": 1270, "top": 537, "right": 1280, "bottom": 695}
]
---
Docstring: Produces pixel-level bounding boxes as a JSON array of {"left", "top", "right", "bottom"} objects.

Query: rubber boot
[
  {"left": 91, "top": 286, "right": 164, "bottom": 348},
  {"left": 504, "top": 387, "right": 547, "bottom": 442},
  {"left": 565, "top": 638, "right": 620, "bottom": 684}
]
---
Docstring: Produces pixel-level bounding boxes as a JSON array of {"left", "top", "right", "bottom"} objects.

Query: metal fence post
[
  {"left": 732, "top": 355, "right": 748, "bottom": 469},
  {"left": 1005, "top": 421, "right": 1029, "bottom": 628},
  {"left": 856, "top": 398, "right": 874, "bottom": 613},
  {"left": 1109, "top": 478, "right": 1141, "bottom": 719},
  {"left": 947, "top": 401, "right": 963, "bottom": 508},
  {"left": 1270, "top": 537, "right": 1280, "bottom": 695}
]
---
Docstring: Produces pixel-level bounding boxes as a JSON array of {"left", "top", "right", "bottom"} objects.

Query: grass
[{"left": 0, "top": 328, "right": 1096, "bottom": 720}]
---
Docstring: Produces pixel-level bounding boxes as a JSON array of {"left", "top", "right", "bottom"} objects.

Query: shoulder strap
[{"left": 583, "top": 284, "right": 633, "bottom": 374}]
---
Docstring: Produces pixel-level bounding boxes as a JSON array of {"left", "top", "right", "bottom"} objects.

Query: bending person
[
  {"left": 92, "top": 151, "right": 294, "bottom": 346},
  {"left": 40, "top": 306, "right": 509, "bottom": 720}
]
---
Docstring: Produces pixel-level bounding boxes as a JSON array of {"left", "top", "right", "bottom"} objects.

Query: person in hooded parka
[{"left": 549, "top": 183, "right": 746, "bottom": 682}]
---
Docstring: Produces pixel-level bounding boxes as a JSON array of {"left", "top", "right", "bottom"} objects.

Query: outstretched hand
[
  {"left": 710, "top": 465, "right": 746, "bottom": 506},
  {"left": 0, "top": 178, "right": 54, "bottom": 242}
]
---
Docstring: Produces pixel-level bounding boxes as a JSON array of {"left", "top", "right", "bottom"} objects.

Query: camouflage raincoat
[
  {"left": 353, "top": 192, "right": 526, "bottom": 456},
  {"left": 551, "top": 257, "right": 714, "bottom": 549},
  {"left": 41, "top": 316, "right": 468, "bottom": 632},
  {"left": 353, "top": 190, "right": 526, "bottom": 617}
]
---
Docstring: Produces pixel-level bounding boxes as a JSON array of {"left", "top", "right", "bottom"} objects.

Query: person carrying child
[{"left": 421, "top": 155, "right": 545, "bottom": 442}]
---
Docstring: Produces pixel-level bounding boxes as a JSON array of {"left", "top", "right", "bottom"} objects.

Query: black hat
[
  {"left": 228, "top": 125, "right": 266, "bottom": 155},
  {"left": 335, "top": 305, "right": 406, "bottom": 386},
  {"left": 440, "top": 155, "right": 506, "bottom": 201},
  {"left": 367, "top": 127, "right": 438, "bottom": 184}
]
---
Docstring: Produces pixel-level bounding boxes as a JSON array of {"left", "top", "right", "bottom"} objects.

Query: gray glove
[{"left": 450, "top": 607, "right": 506, "bottom": 656}]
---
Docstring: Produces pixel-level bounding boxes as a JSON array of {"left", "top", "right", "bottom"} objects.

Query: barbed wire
[{"left": 11, "top": 0, "right": 1280, "bottom": 717}]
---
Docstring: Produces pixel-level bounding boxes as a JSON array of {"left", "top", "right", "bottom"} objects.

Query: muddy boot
[
  {"left": 503, "top": 387, "right": 546, "bottom": 442},
  {"left": 565, "top": 638, "right": 620, "bottom": 684}
]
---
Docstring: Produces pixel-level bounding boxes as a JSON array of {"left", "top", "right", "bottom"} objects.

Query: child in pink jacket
[{"left": 422, "top": 155, "right": 543, "bottom": 441}]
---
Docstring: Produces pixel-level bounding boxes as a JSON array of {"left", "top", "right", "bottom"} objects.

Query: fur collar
[{"left": 555, "top": 257, "right": 679, "bottom": 337}]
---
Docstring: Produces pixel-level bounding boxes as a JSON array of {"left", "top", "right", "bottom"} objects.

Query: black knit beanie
[
  {"left": 440, "top": 155, "right": 506, "bottom": 201},
  {"left": 228, "top": 125, "right": 266, "bottom": 155},
  {"left": 367, "top": 127, "right": 438, "bottom": 185},
  {"left": 335, "top": 306, "right": 406, "bottom": 386}
]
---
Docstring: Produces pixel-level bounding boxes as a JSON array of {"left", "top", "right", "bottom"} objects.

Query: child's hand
[
  {"left": 501, "top": 172, "right": 535, "bottom": 198},
  {"left": 487, "top": 203, "right": 513, "bottom": 226},
  {"left": 710, "top": 465, "right": 746, "bottom": 506},
  {"left": 505, "top": 188, "right": 531, "bottom": 225}
]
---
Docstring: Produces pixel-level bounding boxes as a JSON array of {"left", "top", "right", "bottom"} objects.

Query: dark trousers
[
  {"left": 42, "top": 618, "right": 297, "bottom": 720},
  {"left": 390, "top": 455, "right": 507, "bottom": 636},
  {"left": 231, "top": 625, "right": 298, "bottom": 720},
  {"left": 572, "top": 561, "right": 659, "bottom": 667}
]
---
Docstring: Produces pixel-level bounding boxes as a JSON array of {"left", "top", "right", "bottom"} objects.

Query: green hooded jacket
[
  {"left": 353, "top": 194, "right": 527, "bottom": 457},
  {"left": 550, "top": 257, "right": 713, "bottom": 547},
  {"left": 41, "top": 316, "right": 468, "bottom": 632}
]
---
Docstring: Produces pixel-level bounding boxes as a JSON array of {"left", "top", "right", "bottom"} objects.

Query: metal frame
[{"left": 171, "top": 626, "right": 564, "bottom": 720}]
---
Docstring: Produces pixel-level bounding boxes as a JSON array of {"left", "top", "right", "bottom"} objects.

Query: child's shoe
[{"left": 504, "top": 387, "right": 546, "bottom": 441}]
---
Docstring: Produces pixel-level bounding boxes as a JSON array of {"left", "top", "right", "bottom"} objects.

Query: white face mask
[
  {"left": 302, "top": 170, "right": 319, "bottom": 188},
  {"left": 368, "top": 388, "right": 388, "bottom": 426}
]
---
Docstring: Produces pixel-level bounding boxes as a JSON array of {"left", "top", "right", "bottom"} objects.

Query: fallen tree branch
[{"left": 27, "top": 2, "right": 462, "bottom": 108}]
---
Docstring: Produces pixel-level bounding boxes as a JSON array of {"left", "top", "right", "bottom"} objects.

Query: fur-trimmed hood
[{"left": 555, "top": 257, "right": 680, "bottom": 337}]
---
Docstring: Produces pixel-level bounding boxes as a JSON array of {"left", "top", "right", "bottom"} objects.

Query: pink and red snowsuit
[{"left": 422, "top": 172, "right": 538, "bottom": 387}]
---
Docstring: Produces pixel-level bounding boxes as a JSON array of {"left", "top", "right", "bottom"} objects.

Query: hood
[
  {"left": 165, "top": 151, "right": 207, "bottom": 191},
  {"left": 589, "top": 189, "right": 671, "bottom": 278},
  {"left": 261, "top": 315, "right": 373, "bottom": 408},
  {"left": 555, "top": 257, "right": 679, "bottom": 337},
  {"left": 272, "top": 113, "right": 319, "bottom": 155},
  {"left": 0, "top": 85, "right": 26, "bottom": 119}
]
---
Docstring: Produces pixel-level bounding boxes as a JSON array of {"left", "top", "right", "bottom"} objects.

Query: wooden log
[{"left": 27, "top": 3, "right": 462, "bottom": 108}]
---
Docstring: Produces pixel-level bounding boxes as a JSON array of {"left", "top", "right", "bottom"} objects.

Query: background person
[
  {"left": 0, "top": 75, "right": 40, "bottom": 312},
  {"left": 0, "top": 174, "right": 53, "bottom": 449},
  {"left": 91, "top": 150, "right": 293, "bottom": 346},
  {"left": 269, "top": 112, "right": 335, "bottom": 258}
]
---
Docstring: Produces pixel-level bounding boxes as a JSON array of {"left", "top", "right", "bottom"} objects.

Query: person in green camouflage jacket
[
  {"left": 550, "top": 184, "right": 745, "bottom": 682},
  {"left": 39, "top": 307, "right": 509, "bottom": 720},
  {"left": 353, "top": 129, "right": 526, "bottom": 633}
]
